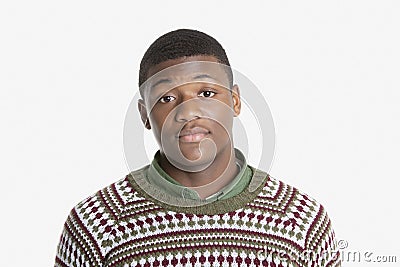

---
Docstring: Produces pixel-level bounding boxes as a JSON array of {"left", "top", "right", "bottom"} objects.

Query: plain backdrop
[{"left": 1, "top": 1, "right": 399, "bottom": 266}]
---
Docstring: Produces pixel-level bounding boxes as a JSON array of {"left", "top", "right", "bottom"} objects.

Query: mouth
[{"left": 177, "top": 126, "right": 211, "bottom": 143}]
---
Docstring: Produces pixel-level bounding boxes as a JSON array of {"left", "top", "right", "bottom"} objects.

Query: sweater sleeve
[
  {"left": 305, "top": 204, "right": 342, "bottom": 267},
  {"left": 54, "top": 206, "right": 104, "bottom": 267}
]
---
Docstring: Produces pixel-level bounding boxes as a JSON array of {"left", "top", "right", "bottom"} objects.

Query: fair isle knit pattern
[{"left": 55, "top": 166, "right": 341, "bottom": 267}]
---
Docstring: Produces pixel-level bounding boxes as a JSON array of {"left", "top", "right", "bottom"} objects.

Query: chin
[
  {"left": 181, "top": 148, "right": 212, "bottom": 162},
  {"left": 166, "top": 141, "right": 218, "bottom": 172}
]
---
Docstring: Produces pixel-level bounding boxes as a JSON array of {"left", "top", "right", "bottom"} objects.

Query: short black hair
[{"left": 139, "top": 29, "right": 233, "bottom": 88}]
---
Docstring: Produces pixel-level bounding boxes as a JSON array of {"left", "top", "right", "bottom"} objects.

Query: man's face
[{"left": 138, "top": 55, "right": 241, "bottom": 171}]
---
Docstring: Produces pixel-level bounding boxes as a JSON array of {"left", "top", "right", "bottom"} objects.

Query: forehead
[{"left": 146, "top": 55, "right": 221, "bottom": 78}]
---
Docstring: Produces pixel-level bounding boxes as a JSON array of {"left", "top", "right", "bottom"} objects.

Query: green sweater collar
[{"left": 146, "top": 148, "right": 252, "bottom": 201}]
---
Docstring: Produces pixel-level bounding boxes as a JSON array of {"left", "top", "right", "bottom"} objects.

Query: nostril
[{"left": 174, "top": 105, "right": 202, "bottom": 122}]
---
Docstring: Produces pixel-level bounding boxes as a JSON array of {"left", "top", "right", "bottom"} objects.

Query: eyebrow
[
  {"left": 151, "top": 78, "right": 172, "bottom": 89},
  {"left": 150, "top": 73, "right": 218, "bottom": 90},
  {"left": 192, "top": 73, "right": 217, "bottom": 81}
]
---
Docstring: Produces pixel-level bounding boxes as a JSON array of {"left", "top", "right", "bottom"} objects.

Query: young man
[{"left": 55, "top": 29, "right": 341, "bottom": 267}]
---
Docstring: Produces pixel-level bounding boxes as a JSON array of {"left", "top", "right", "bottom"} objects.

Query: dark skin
[{"left": 138, "top": 55, "right": 242, "bottom": 199}]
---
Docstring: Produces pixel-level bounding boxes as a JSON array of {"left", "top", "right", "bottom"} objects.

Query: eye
[
  {"left": 158, "top": 95, "right": 176, "bottom": 103},
  {"left": 198, "top": 90, "right": 216, "bottom": 98}
]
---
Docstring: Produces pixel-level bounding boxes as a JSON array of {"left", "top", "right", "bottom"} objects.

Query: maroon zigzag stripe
[
  {"left": 256, "top": 179, "right": 284, "bottom": 201},
  {"left": 71, "top": 208, "right": 104, "bottom": 262},
  {"left": 98, "top": 188, "right": 119, "bottom": 220},
  {"left": 304, "top": 204, "right": 324, "bottom": 248},
  {"left": 248, "top": 187, "right": 297, "bottom": 214},
  {"left": 111, "top": 183, "right": 125, "bottom": 207},
  {"left": 309, "top": 215, "right": 331, "bottom": 252}
]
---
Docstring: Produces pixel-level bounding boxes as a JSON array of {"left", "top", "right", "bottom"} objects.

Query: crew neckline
[
  {"left": 127, "top": 165, "right": 270, "bottom": 215},
  {"left": 146, "top": 148, "right": 249, "bottom": 201}
]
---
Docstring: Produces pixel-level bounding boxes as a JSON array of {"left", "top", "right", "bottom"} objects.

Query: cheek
[
  {"left": 149, "top": 113, "right": 165, "bottom": 134},
  {"left": 205, "top": 105, "right": 234, "bottom": 133},
  {"left": 213, "top": 119, "right": 232, "bottom": 138},
  {"left": 209, "top": 121, "right": 232, "bottom": 151},
  {"left": 206, "top": 108, "right": 234, "bottom": 145},
  {"left": 149, "top": 111, "right": 176, "bottom": 139}
]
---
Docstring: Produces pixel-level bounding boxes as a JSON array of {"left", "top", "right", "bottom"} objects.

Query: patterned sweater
[{"left": 55, "top": 165, "right": 341, "bottom": 267}]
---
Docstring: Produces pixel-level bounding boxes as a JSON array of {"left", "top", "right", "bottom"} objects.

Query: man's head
[{"left": 138, "top": 29, "right": 241, "bottom": 171}]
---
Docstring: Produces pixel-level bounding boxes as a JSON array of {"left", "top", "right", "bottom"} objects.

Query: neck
[{"left": 158, "top": 144, "right": 239, "bottom": 199}]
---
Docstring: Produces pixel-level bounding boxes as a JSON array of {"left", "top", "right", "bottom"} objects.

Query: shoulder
[
  {"left": 256, "top": 172, "right": 340, "bottom": 262},
  {"left": 57, "top": 173, "right": 142, "bottom": 266},
  {"left": 65, "top": 174, "right": 138, "bottom": 240},
  {"left": 248, "top": 170, "right": 340, "bottom": 265},
  {"left": 251, "top": 169, "right": 337, "bottom": 246},
  {"left": 69, "top": 173, "right": 138, "bottom": 222},
  {"left": 256, "top": 171, "right": 330, "bottom": 220},
  {"left": 66, "top": 165, "right": 152, "bottom": 227}
]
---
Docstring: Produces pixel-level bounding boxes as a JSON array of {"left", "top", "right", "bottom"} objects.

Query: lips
[{"left": 177, "top": 126, "right": 210, "bottom": 142}]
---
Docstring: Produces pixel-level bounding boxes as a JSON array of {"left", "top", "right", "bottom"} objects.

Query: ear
[
  {"left": 231, "top": 84, "right": 241, "bottom": 117},
  {"left": 138, "top": 99, "right": 151, "bottom": 130}
]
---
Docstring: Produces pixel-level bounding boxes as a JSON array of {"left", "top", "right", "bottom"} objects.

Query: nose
[{"left": 174, "top": 98, "right": 203, "bottom": 122}]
